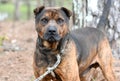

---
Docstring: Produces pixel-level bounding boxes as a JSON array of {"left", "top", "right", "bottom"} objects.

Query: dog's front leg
[{"left": 55, "top": 42, "right": 80, "bottom": 81}]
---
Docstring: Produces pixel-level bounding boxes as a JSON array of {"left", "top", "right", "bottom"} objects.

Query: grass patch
[
  {"left": 0, "top": 0, "right": 72, "bottom": 20},
  {"left": 0, "top": 3, "right": 14, "bottom": 13},
  {"left": 0, "top": 36, "right": 7, "bottom": 46},
  {"left": 0, "top": 2, "right": 34, "bottom": 20},
  {"left": 0, "top": 3, "right": 14, "bottom": 20}
]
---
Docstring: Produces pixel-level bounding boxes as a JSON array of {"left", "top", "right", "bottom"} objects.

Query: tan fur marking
[
  {"left": 55, "top": 41, "right": 80, "bottom": 81},
  {"left": 96, "top": 37, "right": 116, "bottom": 81}
]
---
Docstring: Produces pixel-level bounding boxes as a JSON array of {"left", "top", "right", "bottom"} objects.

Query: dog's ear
[
  {"left": 61, "top": 7, "right": 72, "bottom": 19},
  {"left": 34, "top": 6, "right": 45, "bottom": 16}
]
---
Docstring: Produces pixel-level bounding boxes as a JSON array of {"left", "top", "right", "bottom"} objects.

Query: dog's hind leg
[{"left": 97, "top": 38, "right": 116, "bottom": 81}]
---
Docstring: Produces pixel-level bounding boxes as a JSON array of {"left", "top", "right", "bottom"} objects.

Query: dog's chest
[{"left": 35, "top": 49, "right": 58, "bottom": 68}]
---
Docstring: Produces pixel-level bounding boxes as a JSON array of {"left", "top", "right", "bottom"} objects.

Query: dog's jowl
[{"left": 33, "top": 6, "right": 116, "bottom": 81}]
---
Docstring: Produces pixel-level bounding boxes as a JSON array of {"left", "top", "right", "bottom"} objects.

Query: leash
[
  {"left": 35, "top": 34, "right": 69, "bottom": 81},
  {"left": 34, "top": 53, "right": 62, "bottom": 81}
]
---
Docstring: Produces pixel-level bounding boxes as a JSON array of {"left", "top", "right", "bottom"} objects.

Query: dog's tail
[{"left": 97, "top": 0, "right": 112, "bottom": 33}]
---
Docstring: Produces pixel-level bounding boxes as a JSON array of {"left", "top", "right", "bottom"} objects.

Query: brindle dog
[{"left": 33, "top": 6, "right": 116, "bottom": 81}]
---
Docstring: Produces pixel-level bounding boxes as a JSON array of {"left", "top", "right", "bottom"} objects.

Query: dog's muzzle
[{"left": 43, "top": 26, "right": 61, "bottom": 42}]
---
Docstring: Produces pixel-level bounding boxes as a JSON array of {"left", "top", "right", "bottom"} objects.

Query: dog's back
[
  {"left": 71, "top": 27, "right": 116, "bottom": 81},
  {"left": 70, "top": 27, "right": 105, "bottom": 62}
]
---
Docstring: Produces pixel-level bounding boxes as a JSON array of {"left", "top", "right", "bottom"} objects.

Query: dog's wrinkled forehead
[
  {"left": 41, "top": 9, "right": 61, "bottom": 19},
  {"left": 34, "top": 6, "right": 72, "bottom": 21}
]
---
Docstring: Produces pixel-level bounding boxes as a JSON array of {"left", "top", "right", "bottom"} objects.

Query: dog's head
[{"left": 34, "top": 6, "right": 72, "bottom": 48}]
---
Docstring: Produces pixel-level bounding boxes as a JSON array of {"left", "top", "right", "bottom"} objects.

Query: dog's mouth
[
  {"left": 43, "top": 26, "right": 61, "bottom": 42},
  {"left": 43, "top": 33, "right": 61, "bottom": 42}
]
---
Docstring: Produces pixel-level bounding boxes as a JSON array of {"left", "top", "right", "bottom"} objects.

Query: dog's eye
[
  {"left": 40, "top": 18, "right": 49, "bottom": 25},
  {"left": 57, "top": 18, "right": 64, "bottom": 25}
]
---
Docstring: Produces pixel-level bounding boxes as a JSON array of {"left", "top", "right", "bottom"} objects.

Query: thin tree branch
[{"left": 97, "top": 0, "right": 112, "bottom": 33}]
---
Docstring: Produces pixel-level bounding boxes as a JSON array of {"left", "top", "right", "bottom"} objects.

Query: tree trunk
[
  {"left": 43, "top": 0, "right": 56, "bottom": 7},
  {"left": 14, "top": 0, "right": 20, "bottom": 21},
  {"left": 25, "top": 0, "right": 31, "bottom": 20},
  {"left": 37, "top": 0, "right": 40, "bottom": 6},
  {"left": 72, "top": 0, "right": 88, "bottom": 29},
  {"left": 97, "top": 0, "right": 112, "bottom": 33}
]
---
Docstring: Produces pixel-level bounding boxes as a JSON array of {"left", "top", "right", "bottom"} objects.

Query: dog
[{"left": 33, "top": 6, "right": 116, "bottom": 81}]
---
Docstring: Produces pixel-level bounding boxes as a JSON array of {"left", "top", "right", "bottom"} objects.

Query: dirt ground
[{"left": 0, "top": 21, "right": 120, "bottom": 81}]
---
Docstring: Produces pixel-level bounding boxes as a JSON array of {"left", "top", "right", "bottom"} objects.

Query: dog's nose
[{"left": 48, "top": 26, "right": 57, "bottom": 34}]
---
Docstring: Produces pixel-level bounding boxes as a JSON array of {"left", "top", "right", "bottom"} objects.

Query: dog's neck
[{"left": 37, "top": 33, "right": 70, "bottom": 55}]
